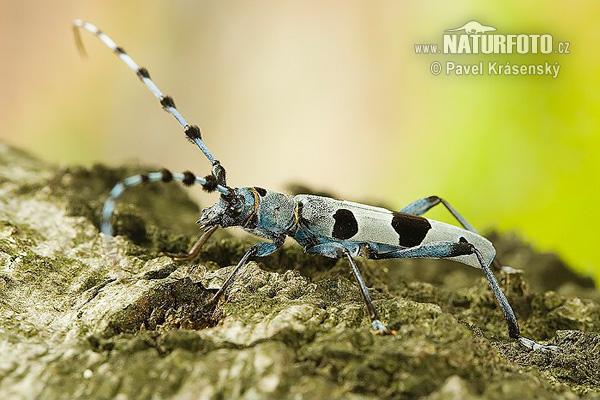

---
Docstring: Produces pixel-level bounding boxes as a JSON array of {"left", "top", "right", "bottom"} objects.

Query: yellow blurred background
[{"left": 1, "top": 2, "right": 599, "bottom": 282}]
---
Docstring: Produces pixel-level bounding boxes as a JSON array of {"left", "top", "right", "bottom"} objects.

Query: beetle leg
[
  {"left": 210, "top": 240, "right": 283, "bottom": 303},
  {"left": 164, "top": 225, "right": 218, "bottom": 260},
  {"left": 372, "top": 240, "right": 557, "bottom": 351},
  {"left": 400, "top": 196, "right": 503, "bottom": 271},
  {"left": 307, "top": 243, "right": 392, "bottom": 335}
]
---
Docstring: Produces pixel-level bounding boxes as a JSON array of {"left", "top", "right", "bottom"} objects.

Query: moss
[{"left": 1, "top": 143, "right": 600, "bottom": 399}]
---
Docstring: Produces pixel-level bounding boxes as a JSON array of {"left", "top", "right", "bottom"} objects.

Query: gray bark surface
[{"left": 1, "top": 142, "right": 599, "bottom": 399}]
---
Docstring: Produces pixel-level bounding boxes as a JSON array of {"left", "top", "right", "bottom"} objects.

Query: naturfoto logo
[
  {"left": 443, "top": 20, "right": 553, "bottom": 55},
  {"left": 416, "top": 20, "right": 570, "bottom": 78}
]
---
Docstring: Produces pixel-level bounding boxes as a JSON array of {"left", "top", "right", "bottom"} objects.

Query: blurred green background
[{"left": 1, "top": 1, "right": 599, "bottom": 283}]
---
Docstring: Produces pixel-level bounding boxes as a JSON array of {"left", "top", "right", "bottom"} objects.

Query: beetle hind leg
[
  {"left": 400, "top": 196, "right": 504, "bottom": 271},
  {"left": 473, "top": 249, "right": 558, "bottom": 352},
  {"left": 371, "top": 240, "right": 558, "bottom": 351}
]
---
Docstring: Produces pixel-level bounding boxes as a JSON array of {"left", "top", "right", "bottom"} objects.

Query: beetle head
[{"left": 197, "top": 188, "right": 255, "bottom": 229}]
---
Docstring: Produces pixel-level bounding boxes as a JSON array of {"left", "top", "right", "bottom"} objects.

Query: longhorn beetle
[{"left": 74, "top": 20, "right": 556, "bottom": 351}]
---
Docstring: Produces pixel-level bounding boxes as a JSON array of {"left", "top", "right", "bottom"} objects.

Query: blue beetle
[{"left": 75, "top": 20, "right": 556, "bottom": 351}]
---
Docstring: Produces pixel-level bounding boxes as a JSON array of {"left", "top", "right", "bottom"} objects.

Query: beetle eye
[
  {"left": 226, "top": 195, "right": 244, "bottom": 215},
  {"left": 228, "top": 206, "right": 240, "bottom": 215}
]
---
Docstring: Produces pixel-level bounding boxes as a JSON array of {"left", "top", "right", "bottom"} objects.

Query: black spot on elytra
[
  {"left": 332, "top": 209, "right": 358, "bottom": 240},
  {"left": 254, "top": 187, "right": 267, "bottom": 197},
  {"left": 391, "top": 212, "right": 431, "bottom": 247}
]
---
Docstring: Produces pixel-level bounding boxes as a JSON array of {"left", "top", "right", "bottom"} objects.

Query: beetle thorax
[{"left": 249, "top": 189, "right": 297, "bottom": 235}]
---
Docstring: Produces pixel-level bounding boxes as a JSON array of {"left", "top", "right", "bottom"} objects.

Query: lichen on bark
[{"left": 1, "top": 142, "right": 599, "bottom": 399}]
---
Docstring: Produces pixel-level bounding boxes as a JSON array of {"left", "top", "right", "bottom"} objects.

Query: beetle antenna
[
  {"left": 101, "top": 169, "right": 230, "bottom": 236},
  {"left": 73, "top": 19, "right": 228, "bottom": 186}
]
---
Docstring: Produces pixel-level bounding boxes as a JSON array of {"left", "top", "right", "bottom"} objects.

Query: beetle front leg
[
  {"left": 164, "top": 225, "right": 219, "bottom": 260},
  {"left": 210, "top": 240, "right": 283, "bottom": 303}
]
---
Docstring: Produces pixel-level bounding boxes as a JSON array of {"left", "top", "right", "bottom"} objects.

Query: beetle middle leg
[{"left": 306, "top": 242, "right": 392, "bottom": 335}]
